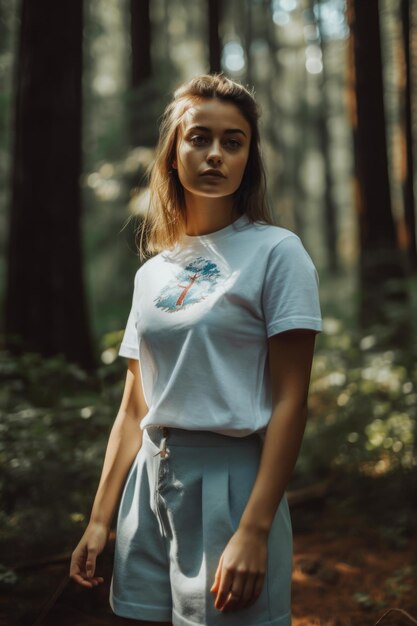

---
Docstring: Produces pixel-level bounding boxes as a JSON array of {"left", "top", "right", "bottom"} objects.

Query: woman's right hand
[{"left": 69, "top": 521, "right": 110, "bottom": 588}]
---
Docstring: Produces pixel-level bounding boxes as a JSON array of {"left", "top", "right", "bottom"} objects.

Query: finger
[
  {"left": 214, "top": 566, "right": 234, "bottom": 610},
  {"left": 69, "top": 557, "right": 88, "bottom": 584},
  {"left": 210, "top": 554, "right": 223, "bottom": 593},
  {"left": 219, "top": 572, "right": 245, "bottom": 612},
  {"left": 70, "top": 548, "right": 104, "bottom": 588},
  {"left": 70, "top": 570, "right": 105, "bottom": 587},
  {"left": 246, "top": 573, "right": 265, "bottom": 607},
  {"left": 70, "top": 573, "right": 95, "bottom": 588},
  {"left": 85, "top": 576, "right": 104, "bottom": 585},
  {"left": 240, "top": 573, "right": 257, "bottom": 608},
  {"left": 70, "top": 545, "right": 87, "bottom": 577},
  {"left": 70, "top": 558, "right": 104, "bottom": 587},
  {"left": 85, "top": 547, "right": 97, "bottom": 578},
  {"left": 223, "top": 573, "right": 247, "bottom": 612}
]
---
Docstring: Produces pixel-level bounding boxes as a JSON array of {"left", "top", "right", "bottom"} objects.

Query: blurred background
[{"left": 0, "top": 1, "right": 416, "bottom": 625}]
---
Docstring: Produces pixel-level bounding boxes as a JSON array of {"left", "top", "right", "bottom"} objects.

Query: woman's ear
[{"left": 172, "top": 159, "right": 177, "bottom": 169}]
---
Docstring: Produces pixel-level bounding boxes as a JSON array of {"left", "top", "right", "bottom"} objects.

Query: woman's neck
[{"left": 184, "top": 192, "right": 240, "bottom": 236}]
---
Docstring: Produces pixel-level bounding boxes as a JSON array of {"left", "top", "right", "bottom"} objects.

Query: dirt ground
[
  {"left": 2, "top": 495, "right": 417, "bottom": 626},
  {"left": 291, "top": 510, "right": 417, "bottom": 626}
]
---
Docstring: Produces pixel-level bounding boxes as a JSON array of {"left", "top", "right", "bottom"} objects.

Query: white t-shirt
[{"left": 118, "top": 213, "right": 323, "bottom": 437}]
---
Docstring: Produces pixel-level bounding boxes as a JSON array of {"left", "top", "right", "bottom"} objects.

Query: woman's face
[{"left": 173, "top": 99, "right": 251, "bottom": 201}]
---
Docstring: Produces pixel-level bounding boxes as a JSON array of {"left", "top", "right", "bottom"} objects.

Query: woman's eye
[
  {"left": 190, "top": 135, "right": 207, "bottom": 145},
  {"left": 225, "top": 139, "right": 241, "bottom": 149}
]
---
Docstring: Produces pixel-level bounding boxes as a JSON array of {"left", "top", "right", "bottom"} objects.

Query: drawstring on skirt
[{"left": 153, "top": 426, "right": 170, "bottom": 459}]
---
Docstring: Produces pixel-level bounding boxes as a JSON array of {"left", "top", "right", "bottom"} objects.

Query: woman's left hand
[{"left": 210, "top": 526, "right": 268, "bottom": 612}]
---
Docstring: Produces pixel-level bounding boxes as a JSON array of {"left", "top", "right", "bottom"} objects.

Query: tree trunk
[
  {"left": 400, "top": 0, "right": 417, "bottom": 271},
  {"left": 263, "top": 0, "right": 286, "bottom": 224},
  {"left": 208, "top": 0, "right": 222, "bottom": 73},
  {"left": 131, "top": 0, "right": 151, "bottom": 88},
  {"left": 5, "top": 0, "right": 94, "bottom": 369},
  {"left": 316, "top": 0, "right": 339, "bottom": 273},
  {"left": 347, "top": 0, "right": 409, "bottom": 343},
  {"left": 130, "top": 0, "right": 152, "bottom": 147},
  {"left": 244, "top": 0, "right": 253, "bottom": 85}
]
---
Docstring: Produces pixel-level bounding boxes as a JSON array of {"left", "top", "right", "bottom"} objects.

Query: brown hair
[{"left": 136, "top": 73, "right": 274, "bottom": 260}]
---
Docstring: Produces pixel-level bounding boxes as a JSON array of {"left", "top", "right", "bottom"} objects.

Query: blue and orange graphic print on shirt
[{"left": 154, "top": 257, "right": 222, "bottom": 312}]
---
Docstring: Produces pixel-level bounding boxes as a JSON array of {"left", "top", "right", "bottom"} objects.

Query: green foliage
[
  {"left": 298, "top": 317, "right": 417, "bottom": 479},
  {"left": 352, "top": 567, "right": 416, "bottom": 611},
  {"left": 0, "top": 564, "right": 17, "bottom": 586},
  {"left": 352, "top": 591, "right": 386, "bottom": 611},
  {"left": 0, "top": 340, "right": 125, "bottom": 563},
  {"left": 384, "top": 566, "right": 415, "bottom": 598}
]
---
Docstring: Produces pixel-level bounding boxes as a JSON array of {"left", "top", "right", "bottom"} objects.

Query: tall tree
[
  {"left": 315, "top": 0, "right": 339, "bottom": 273},
  {"left": 208, "top": 0, "right": 222, "bottom": 73},
  {"left": 243, "top": 0, "right": 254, "bottom": 85},
  {"left": 130, "top": 0, "right": 152, "bottom": 147},
  {"left": 400, "top": 0, "right": 417, "bottom": 271},
  {"left": 5, "top": 0, "right": 94, "bottom": 369},
  {"left": 347, "top": 0, "right": 409, "bottom": 341},
  {"left": 263, "top": 0, "right": 288, "bottom": 226}
]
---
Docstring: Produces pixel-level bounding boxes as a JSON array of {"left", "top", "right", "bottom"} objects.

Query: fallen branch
[
  {"left": 14, "top": 552, "right": 73, "bottom": 571},
  {"left": 31, "top": 574, "right": 70, "bottom": 626},
  {"left": 287, "top": 478, "right": 332, "bottom": 507},
  {"left": 374, "top": 608, "right": 417, "bottom": 625},
  {"left": 13, "top": 532, "right": 117, "bottom": 572}
]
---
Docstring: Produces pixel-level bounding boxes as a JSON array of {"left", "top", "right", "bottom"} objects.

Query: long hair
[{"left": 136, "top": 73, "right": 274, "bottom": 260}]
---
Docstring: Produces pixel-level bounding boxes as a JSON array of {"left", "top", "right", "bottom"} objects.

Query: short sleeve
[
  {"left": 118, "top": 269, "right": 141, "bottom": 359},
  {"left": 262, "top": 235, "right": 323, "bottom": 337}
]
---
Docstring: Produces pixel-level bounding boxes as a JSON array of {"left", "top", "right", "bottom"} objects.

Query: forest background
[{"left": 0, "top": 1, "right": 416, "bottom": 625}]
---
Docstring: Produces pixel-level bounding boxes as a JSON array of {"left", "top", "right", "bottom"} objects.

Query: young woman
[{"left": 70, "top": 73, "right": 323, "bottom": 626}]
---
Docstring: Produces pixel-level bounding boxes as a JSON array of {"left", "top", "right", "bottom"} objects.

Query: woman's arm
[
  {"left": 89, "top": 358, "right": 148, "bottom": 528},
  {"left": 70, "top": 358, "right": 148, "bottom": 587},
  {"left": 211, "top": 329, "right": 317, "bottom": 612}
]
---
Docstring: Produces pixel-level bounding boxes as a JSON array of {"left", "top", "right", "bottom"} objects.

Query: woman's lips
[{"left": 201, "top": 169, "right": 225, "bottom": 178}]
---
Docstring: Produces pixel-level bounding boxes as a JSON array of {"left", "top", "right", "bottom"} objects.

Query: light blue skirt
[{"left": 109, "top": 425, "right": 292, "bottom": 626}]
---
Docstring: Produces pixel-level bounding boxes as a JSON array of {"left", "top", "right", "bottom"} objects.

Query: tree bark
[
  {"left": 316, "top": 0, "right": 339, "bottom": 273},
  {"left": 347, "top": 0, "right": 409, "bottom": 342},
  {"left": 131, "top": 0, "right": 151, "bottom": 88},
  {"left": 130, "top": 0, "right": 152, "bottom": 147},
  {"left": 208, "top": 0, "right": 222, "bottom": 73},
  {"left": 5, "top": 0, "right": 94, "bottom": 369},
  {"left": 400, "top": 0, "right": 417, "bottom": 271},
  {"left": 263, "top": 0, "right": 287, "bottom": 225},
  {"left": 244, "top": 0, "right": 253, "bottom": 85}
]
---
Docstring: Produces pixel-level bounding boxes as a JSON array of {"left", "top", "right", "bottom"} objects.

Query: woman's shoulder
[
  {"left": 250, "top": 221, "right": 318, "bottom": 272},
  {"left": 249, "top": 220, "right": 302, "bottom": 249},
  {"left": 133, "top": 248, "right": 175, "bottom": 281}
]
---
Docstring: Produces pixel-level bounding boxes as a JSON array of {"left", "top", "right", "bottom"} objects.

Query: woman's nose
[{"left": 206, "top": 140, "right": 223, "bottom": 163}]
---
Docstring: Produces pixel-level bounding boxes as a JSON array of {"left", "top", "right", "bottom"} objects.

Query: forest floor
[
  {"left": 291, "top": 506, "right": 417, "bottom": 626},
  {"left": 2, "top": 487, "right": 417, "bottom": 626}
]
